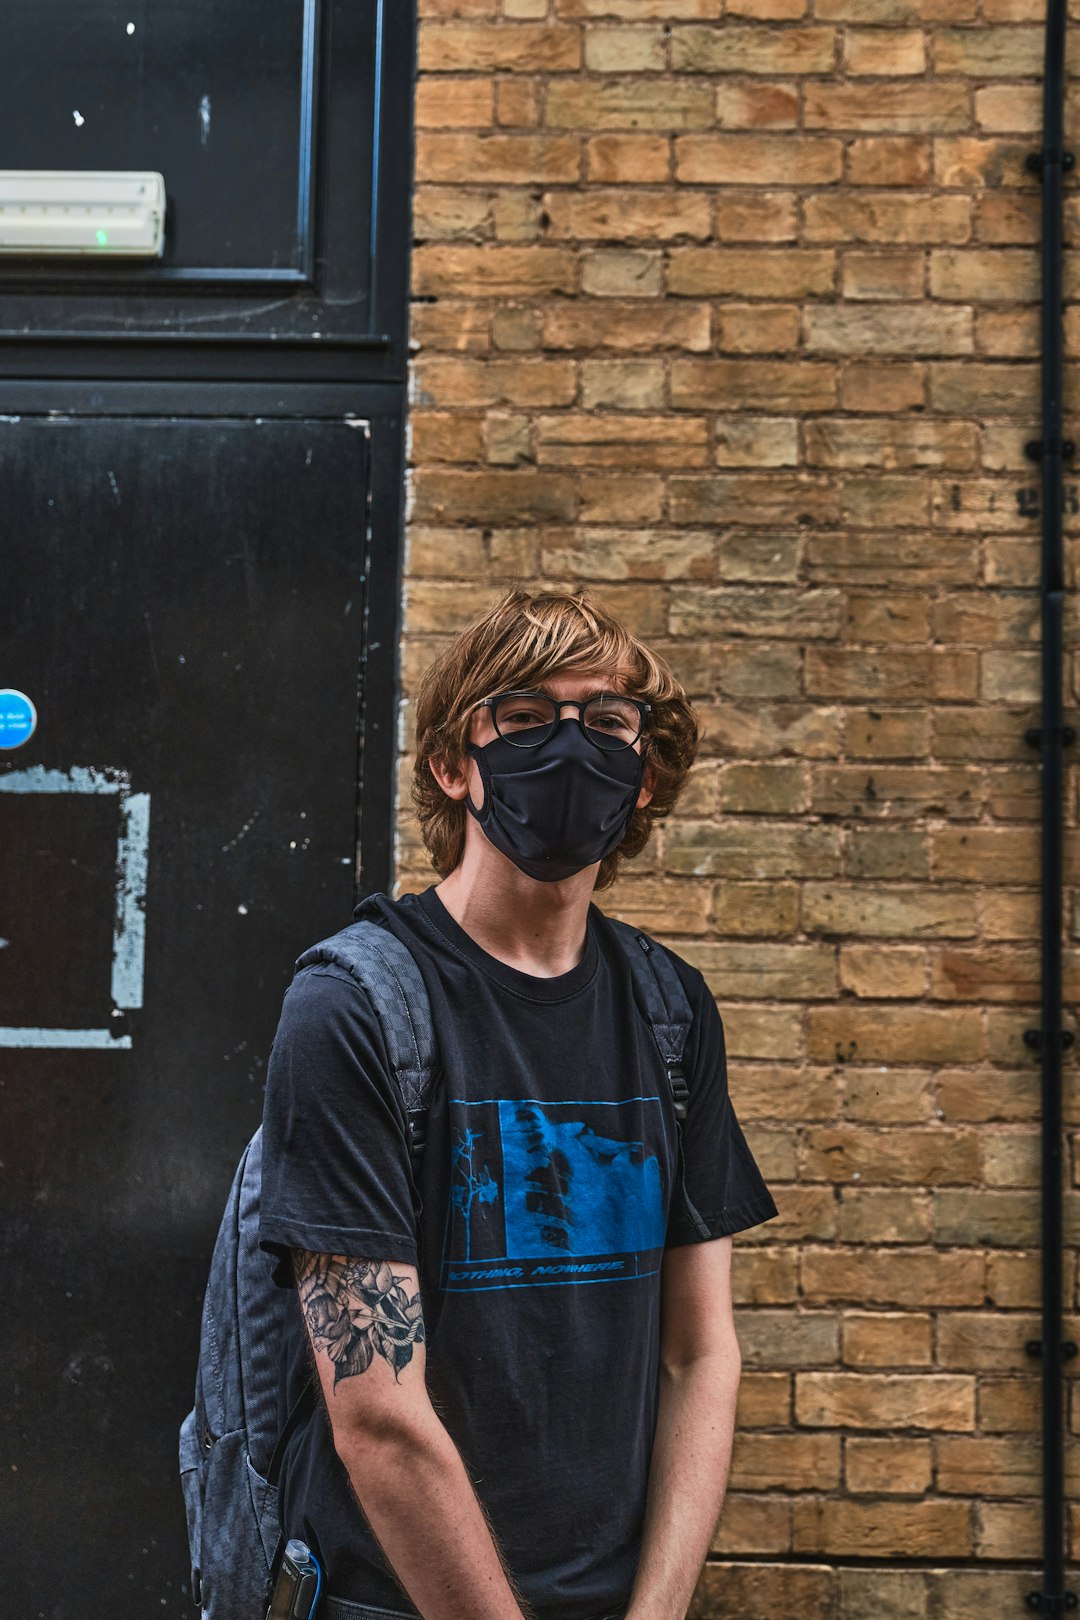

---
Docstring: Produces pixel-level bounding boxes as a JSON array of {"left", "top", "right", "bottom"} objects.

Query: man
[{"left": 259, "top": 589, "right": 779, "bottom": 1620}]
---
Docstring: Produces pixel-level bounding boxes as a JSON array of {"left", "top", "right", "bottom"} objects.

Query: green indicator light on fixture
[{"left": 95, "top": 228, "right": 109, "bottom": 246}]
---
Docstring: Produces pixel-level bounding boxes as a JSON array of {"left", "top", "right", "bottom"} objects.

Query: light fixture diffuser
[{"left": 0, "top": 170, "right": 166, "bottom": 257}]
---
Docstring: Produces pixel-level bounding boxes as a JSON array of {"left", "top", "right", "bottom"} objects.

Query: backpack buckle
[
  {"left": 407, "top": 1109, "right": 428, "bottom": 1159},
  {"left": 667, "top": 1062, "right": 689, "bottom": 1124}
]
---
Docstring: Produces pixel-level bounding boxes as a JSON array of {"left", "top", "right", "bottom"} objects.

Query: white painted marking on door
[
  {"left": 111, "top": 792, "right": 150, "bottom": 1011},
  {"left": 0, "top": 1028, "right": 132, "bottom": 1049}
]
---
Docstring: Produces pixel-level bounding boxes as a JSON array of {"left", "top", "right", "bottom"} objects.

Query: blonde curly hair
[{"left": 410, "top": 588, "right": 699, "bottom": 892}]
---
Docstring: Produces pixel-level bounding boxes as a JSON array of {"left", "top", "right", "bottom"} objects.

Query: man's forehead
[{"left": 528, "top": 664, "right": 632, "bottom": 692}]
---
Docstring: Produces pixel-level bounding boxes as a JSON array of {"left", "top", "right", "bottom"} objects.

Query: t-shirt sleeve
[
  {"left": 663, "top": 953, "right": 780, "bottom": 1246},
  {"left": 258, "top": 963, "right": 420, "bottom": 1287}
]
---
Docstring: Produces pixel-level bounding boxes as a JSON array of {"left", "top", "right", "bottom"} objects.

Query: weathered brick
[
  {"left": 816, "top": 0, "right": 976, "bottom": 15},
  {"left": 715, "top": 416, "right": 799, "bottom": 466},
  {"left": 933, "top": 135, "right": 1031, "bottom": 188},
  {"left": 801, "top": 1245, "right": 986, "bottom": 1306},
  {"left": 840, "top": 944, "right": 927, "bottom": 999},
  {"left": 412, "top": 243, "right": 577, "bottom": 296},
  {"left": 796, "top": 1372, "right": 975, "bottom": 1430},
  {"left": 843, "top": 1312, "right": 934, "bottom": 1366},
  {"left": 676, "top": 134, "right": 844, "bottom": 184},
  {"left": 930, "top": 248, "right": 1039, "bottom": 301},
  {"left": 691, "top": 1564, "right": 836, "bottom": 1620},
  {"left": 666, "top": 822, "right": 842, "bottom": 877},
  {"left": 410, "top": 409, "right": 487, "bottom": 463},
  {"left": 535, "top": 412, "right": 710, "bottom": 467},
  {"left": 418, "top": 21, "right": 583, "bottom": 71},
  {"left": 410, "top": 467, "right": 578, "bottom": 525},
  {"left": 847, "top": 136, "right": 933, "bottom": 185},
  {"left": 546, "top": 78, "right": 714, "bottom": 128},
  {"left": 840, "top": 361, "right": 928, "bottom": 412},
  {"left": 679, "top": 940, "right": 837, "bottom": 998},
  {"left": 581, "top": 248, "right": 662, "bottom": 295},
  {"left": 728, "top": 0, "right": 808, "bottom": 13},
  {"left": 579, "top": 357, "right": 665, "bottom": 408},
  {"left": 805, "top": 417, "right": 977, "bottom": 469},
  {"left": 845, "top": 827, "right": 930, "bottom": 881},
  {"left": 576, "top": 474, "right": 665, "bottom": 521},
  {"left": 413, "top": 356, "right": 578, "bottom": 407},
  {"left": 793, "top": 1497, "right": 972, "bottom": 1559},
  {"left": 494, "top": 77, "right": 543, "bottom": 128},
  {"left": 415, "top": 77, "right": 494, "bottom": 127},
  {"left": 690, "top": 703, "right": 843, "bottom": 760},
  {"left": 541, "top": 299, "right": 710, "bottom": 349},
  {"left": 669, "top": 474, "right": 842, "bottom": 526},
  {"left": 668, "top": 247, "right": 835, "bottom": 297},
  {"left": 718, "top": 306, "right": 803, "bottom": 354},
  {"left": 804, "top": 82, "right": 972, "bottom": 133},
  {"left": 731, "top": 1432, "right": 842, "bottom": 1491},
  {"left": 715, "top": 82, "right": 801, "bottom": 130},
  {"left": 845, "top": 1438, "right": 934, "bottom": 1494},
  {"left": 411, "top": 302, "right": 491, "bottom": 353},
  {"left": 712, "top": 1493, "right": 792, "bottom": 1555},
  {"left": 671, "top": 358, "right": 837, "bottom": 411},
  {"left": 416, "top": 132, "right": 581, "bottom": 183},
  {"left": 539, "top": 526, "right": 715, "bottom": 579},
  {"left": 929, "top": 361, "right": 1040, "bottom": 413},
  {"left": 802, "top": 882, "right": 977, "bottom": 938},
  {"left": 555, "top": 0, "right": 723, "bottom": 13},
  {"left": 714, "top": 191, "right": 799, "bottom": 240},
  {"left": 842, "top": 249, "right": 924, "bottom": 300},
  {"left": 807, "top": 1005, "right": 985, "bottom": 1065},
  {"left": 585, "top": 133, "right": 671, "bottom": 181},
  {"left": 846, "top": 28, "right": 926, "bottom": 74},
  {"left": 804, "top": 191, "right": 971, "bottom": 243},
  {"left": 933, "top": 25, "right": 1044, "bottom": 76},
  {"left": 583, "top": 24, "right": 667, "bottom": 71},
  {"left": 805, "top": 304, "right": 973, "bottom": 356},
  {"left": 542, "top": 188, "right": 711, "bottom": 240},
  {"left": 602, "top": 876, "right": 712, "bottom": 933},
  {"left": 670, "top": 24, "right": 836, "bottom": 74}
]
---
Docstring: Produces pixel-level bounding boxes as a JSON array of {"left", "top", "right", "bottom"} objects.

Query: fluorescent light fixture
[{"left": 0, "top": 170, "right": 165, "bottom": 257}]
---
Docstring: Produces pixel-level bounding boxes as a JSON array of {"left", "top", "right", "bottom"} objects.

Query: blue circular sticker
[{"left": 0, "top": 689, "right": 37, "bottom": 750}]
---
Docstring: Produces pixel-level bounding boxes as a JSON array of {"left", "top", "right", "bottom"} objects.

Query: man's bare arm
[
  {"left": 293, "top": 1250, "right": 533, "bottom": 1620},
  {"left": 624, "top": 1236, "right": 743, "bottom": 1620}
]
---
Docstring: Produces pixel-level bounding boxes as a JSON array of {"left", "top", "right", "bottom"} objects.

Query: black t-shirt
[{"left": 259, "top": 885, "right": 779, "bottom": 1620}]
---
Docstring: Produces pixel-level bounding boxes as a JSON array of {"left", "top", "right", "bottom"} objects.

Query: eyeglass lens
[{"left": 492, "top": 692, "right": 643, "bottom": 749}]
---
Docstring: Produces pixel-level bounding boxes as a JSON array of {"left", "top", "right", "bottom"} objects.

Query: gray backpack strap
[
  {"left": 293, "top": 909, "right": 438, "bottom": 1160},
  {"left": 605, "top": 918, "right": 694, "bottom": 1124},
  {"left": 605, "top": 917, "right": 711, "bottom": 1242}
]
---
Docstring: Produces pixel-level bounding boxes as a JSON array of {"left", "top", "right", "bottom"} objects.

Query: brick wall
[{"left": 396, "top": 2, "right": 1080, "bottom": 1613}]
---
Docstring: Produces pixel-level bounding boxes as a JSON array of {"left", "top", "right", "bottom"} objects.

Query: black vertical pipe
[{"left": 1028, "top": 2, "right": 1074, "bottom": 1613}]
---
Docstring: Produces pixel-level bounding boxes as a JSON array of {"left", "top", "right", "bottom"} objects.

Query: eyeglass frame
[{"left": 469, "top": 688, "right": 652, "bottom": 751}]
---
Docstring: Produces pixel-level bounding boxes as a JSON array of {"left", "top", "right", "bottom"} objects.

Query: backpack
[{"left": 178, "top": 893, "right": 704, "bottom": 1618}]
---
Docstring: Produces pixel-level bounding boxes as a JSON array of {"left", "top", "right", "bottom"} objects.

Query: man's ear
[
  {"left": 429, "top": 751, "right": 470, "bottom": 803},
  {"left": 636, "top": 761, "right": 656, "bottom": 811}
]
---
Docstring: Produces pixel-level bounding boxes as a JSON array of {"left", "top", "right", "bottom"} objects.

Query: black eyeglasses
[{"left": 473, "top": 689, "right": 651, "bottom": 752}]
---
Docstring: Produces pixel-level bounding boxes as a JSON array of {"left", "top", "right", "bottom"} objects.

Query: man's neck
[{"left": 433, "top": 853, "right": 596, "bottom": 980}]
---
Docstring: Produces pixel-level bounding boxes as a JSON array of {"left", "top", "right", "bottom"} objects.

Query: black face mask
[{"left": 464, "top": 722, "right": 645, "bottom": 883}]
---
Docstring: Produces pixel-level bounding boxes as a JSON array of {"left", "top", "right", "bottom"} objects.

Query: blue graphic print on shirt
[{"left": 440, "top": 1096, "right": 668, "bottom": 1292}]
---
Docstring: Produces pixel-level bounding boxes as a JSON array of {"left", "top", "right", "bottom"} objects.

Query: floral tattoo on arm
[{"left": 293, "top": 1253, "right": 426, "bottom": 1386}]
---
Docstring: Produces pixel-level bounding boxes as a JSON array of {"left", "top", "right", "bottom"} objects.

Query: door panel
[{"left": 0, "top": 415, "right": 371, "bottom": 1616}]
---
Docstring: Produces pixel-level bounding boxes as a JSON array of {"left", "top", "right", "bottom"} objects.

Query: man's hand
[{"left": 293, "top": 1250, "right": 533, "bottom": 1620}]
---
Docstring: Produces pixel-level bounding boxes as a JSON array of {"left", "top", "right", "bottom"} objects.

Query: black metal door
[
  {"left": 0, "top": 415, "right": 373, "bottom": 1614},
  {"left": 0, "top": 1, "right": 414, "bottom": 1615}
]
